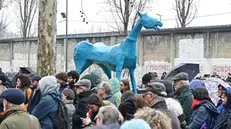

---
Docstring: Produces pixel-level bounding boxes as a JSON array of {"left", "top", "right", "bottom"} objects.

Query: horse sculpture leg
[
  {"left": 129, "top": 69, "right": 137, "bottom": 93},
  {"left": 75, "top": 59, "right": 92, "bottom": 74},
  {"left": 98, "top": 64, "right": 112, "bottom": 79}
]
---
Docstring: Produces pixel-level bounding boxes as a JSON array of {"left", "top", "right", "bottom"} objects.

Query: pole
[{"left": 65, "top": 0, "right": 68, "bottom": 72}]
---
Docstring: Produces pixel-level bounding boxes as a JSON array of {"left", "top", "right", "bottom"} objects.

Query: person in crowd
[
  {"left": 172, "top": 72, "right": 193, "bottom": 124},
  {"left": 0, "top": 88, "right": 41, "bottom": 129},
  {"left": 133, "top": 94, "right": 145, "bottom": 109},
  {"left": 155, "top": 80, "right": 174, "bottom": 96},
  {"left": 213, "top": 87, "right": 231, "bottom": 129},
  {"left": 0, "top": 68, "right": 12, "bottom": 88},
  {"left": 120, "top": 79, "right": 130, "bottom": 94},
  {"left": 134, "top": 107, "right": 172, "bottom": 129},
  {"left": 143, "top": 82, "right": 181, "bottom": 129},
  {"left": 72, "top": 79, "right": 92, "bottom": 129},
  {"left": 62, "top": 89, "right": 75, "bottom": 129},
  {"left": 121, "top": 91, "right": 134, "bottom": 103},
  {"left": 120, "top": 119, "right": 151, "bottom": 129},
  {"left": 141, "top": 73, "right": 152, "bottom": 88},
  {"left": 189, "top": 80, "right": 205, "bottom": 89},
  {"left": 28, "top": 75, "right": 42, "bottom": 113},
  {"left": 161, "top": 72, "right": 167, "bottom": 80},
  {"left": 82, "top": 93, "right": 104, "bottom": 127},
  {"left": 98, "top": 81, "right": 116, "bottom": 105},
  {"left": 118, "top": 91, "right": 136, "bottom": 120},
  {"left": 0, "top": 75, "right": 7, "bottom": 112},
  {"left": 95, "top": 106, "right": 123, "bottom": 126},
  {"left": 67, "top": 70, "right": 79, "bottom": 92},
  {"left": 226, "top": 73, "right": 231, "bottom": 82},
  {"left": 16, "top": 74, "right": 32, "bottom": 109},
  {"left": 32, "top": 76, "right": 61, "bottom": 129},
  {"left": 56, "top": 72, "right": 69, "bottom": 93},
  {"left": 81, "top": 69, "right": 102, "bottom": 93},
  {"left": 108, "top": 78, "right": 122, "bottom": 107},
  {"left": 217, "top": 85, "right": 226, "bottom": 113},
  {"left": 189, "top": 87, "right": 219, "bottom": 129}
]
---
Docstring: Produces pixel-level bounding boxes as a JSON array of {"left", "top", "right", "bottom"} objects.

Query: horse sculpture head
[{"left": 137, "top": 11, "right": 163, "bottom": 31}]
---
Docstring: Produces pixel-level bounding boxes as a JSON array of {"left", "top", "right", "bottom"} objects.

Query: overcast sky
[{"left": 5, "top": 0, "right": 231, "bottom": 35}]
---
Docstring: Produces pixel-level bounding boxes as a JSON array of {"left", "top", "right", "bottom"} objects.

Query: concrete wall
[{"left": 1, "top": 25, "right": 231, "bottom": 84}]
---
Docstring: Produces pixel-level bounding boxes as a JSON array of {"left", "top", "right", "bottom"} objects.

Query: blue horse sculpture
[{"left": 73, "top": 12, "right": 162, "bottom": 93}]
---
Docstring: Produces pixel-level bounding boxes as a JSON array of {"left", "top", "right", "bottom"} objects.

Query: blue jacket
[
  {"left": 28, "top": 88, "right": 42, "bottom": 114},
  {"left": 213, "top": 87, "right": 231, "bottom": 129},
  {"left": 32, "top": 93, "right": 59, "bottom": 129},
  {"left": 103, "top": 94, "right": 116, "bottom": 106},
  {"left": 217, "top": 99, "right": 224, "bottom": 113},
  {"left": 189, "top": 100, "right": 219, "bottom": 129}
]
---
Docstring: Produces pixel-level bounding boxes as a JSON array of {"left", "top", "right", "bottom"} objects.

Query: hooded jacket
[
  {"left": 32, "top": 76, "right": 60, "bottom": 129},
  {"left": 189, "top": 99, "right": 219, "bottom": 129},
  {"left": 64, "top": 100, "right": 75, "bottom": 129},
  {"left": 150, "top": 97, "right": 181, "bottom": 129},
  {"left": 108, "top": 78, "right": 122, "bottom": 107},
  {"left": 213, "top": 87, "right": 231, "bottom": 129}
]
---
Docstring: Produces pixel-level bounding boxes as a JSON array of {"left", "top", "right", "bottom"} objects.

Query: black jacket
[
  {"left": 28, "top": 88, "right": 42, "bottom": 114},
  {"left": 72, "top": 91, "right": 92, "bottom": 129},
  {"left": 150, "top": 97, "right": 181, "bottom": 129}
]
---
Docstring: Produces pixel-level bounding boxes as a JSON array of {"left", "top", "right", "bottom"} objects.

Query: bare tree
[
  {"left": 37, "top": 0, "right": 57, "bottom": 76},
  {"left": 174, "top": 0, "right": 197, "bottom": 28},
  {"left": 15, "top": 0, "right": 38, "bottom": 39},
  {"left": 105, "top": 0, "right": 153, "bottom": 35}
]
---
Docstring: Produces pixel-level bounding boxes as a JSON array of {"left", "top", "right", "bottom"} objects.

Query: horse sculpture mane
[{"left": 73, "top": 12, "right": 163, "bottom": 93}]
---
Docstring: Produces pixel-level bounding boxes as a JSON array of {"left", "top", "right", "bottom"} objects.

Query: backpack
[{"left": 54, "top": 100, "right": 70, "bottom": 129}]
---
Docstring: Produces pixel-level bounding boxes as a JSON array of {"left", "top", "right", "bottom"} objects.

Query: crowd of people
[{"left": 0, "top": 68, "right": 231, "bottom": 129}]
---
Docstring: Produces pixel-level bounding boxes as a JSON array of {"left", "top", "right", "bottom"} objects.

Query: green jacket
[
  {"left": 0, "top": 105, "right": 41, "bottom": 129},
  {"left": 174, "top": 86, "right": 193, "bottom": 124}
]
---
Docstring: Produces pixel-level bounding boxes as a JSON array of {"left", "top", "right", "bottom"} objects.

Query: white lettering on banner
[{"left": 144, "top": 61, "right": 171, "bottom": 78}]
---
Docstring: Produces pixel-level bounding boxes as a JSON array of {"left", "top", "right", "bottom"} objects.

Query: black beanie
[
  {"left": 88, "top": 94, "right": 104, "bottom": 107},
  {"left": 142, "top": 73, "right": 152, "bottom": 84}
]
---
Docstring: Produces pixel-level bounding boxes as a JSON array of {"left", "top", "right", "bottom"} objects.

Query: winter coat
[
  {"left": 213, "top": 87, "right": 231, "bottom": 129},
  {"left": 85, "top": 123, "right": 121, "bottom": 129},
  {"left": 64, "top": 100, "right": 75, "bottom": 129},
  {"left": 72, "top": 90, "right": 92, "bottom": 129},
  {"left": 217, "top": 99, "right": 224, "bottom": 113},
  {"left": 189, "top": 99, "right": 219, "bottom": 129},
  {"left": 28, "top": 87, "right": 42, "bottom": 114},
  {"left": 32, "top": 76, "right": 60, "bottom": 129},
  {"left": 103, "top": 94, "right": 117, "bottom": 106},
  {"left": 174, "top": 86, "right": 193, "bottom": 124},
  {"left": 108, "top": 78, "right": 122, "bottom": 107},
  {"left": 0, "top": 105, "right": 41, "bottom": 129},
  {"left": 118, "top": 97, "right": 136, "bottom": 120},
  {"left": 150, "top": 97, "right": 181, "bottom": 129}
]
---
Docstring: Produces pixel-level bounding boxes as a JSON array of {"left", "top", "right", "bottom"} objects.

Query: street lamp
[{"left": 61, "top": 0, "right": 68, "bottom": 72}]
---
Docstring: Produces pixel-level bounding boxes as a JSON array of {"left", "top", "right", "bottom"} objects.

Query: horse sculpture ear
[{"left": 137, "top": 11, "right": 142, "bottom": 17}]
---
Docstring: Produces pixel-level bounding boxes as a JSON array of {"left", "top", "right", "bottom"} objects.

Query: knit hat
[
  {"left": 62, "top": 89, "right": 75, "bottom": 100},
  {"left": 1, "top": 88, "right": 26, "bottom": 105},
  {"left": 88, "top": 93, "right": 104, "bottom": 107},
  {"left": 146, "top": 82, "right": 167, "bottom": 96},
  {"left": 120, "top": 119, "right": 151, "bottom": 129}
]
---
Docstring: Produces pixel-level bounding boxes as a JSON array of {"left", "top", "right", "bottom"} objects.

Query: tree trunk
[{"left": 37, "top": 0, "right": 57, "bottom": 76}]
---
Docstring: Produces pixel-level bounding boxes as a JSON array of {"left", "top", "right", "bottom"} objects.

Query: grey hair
[
  {"left": 96, "top": 106, "right": 122, "bottom": 124},
  {"left": 3, "top": 99, "right": 24, "bottom": 110},
  {"left": 99, "top": 81, "right": 112, "bottom": 95},
  {"left": 182, "top": 80, "right": 190, "bottom": 86}
]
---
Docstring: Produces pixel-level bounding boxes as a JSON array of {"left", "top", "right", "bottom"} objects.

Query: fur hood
[{"left": 165, "top": 97, "right": 183, "bottom": 117}]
